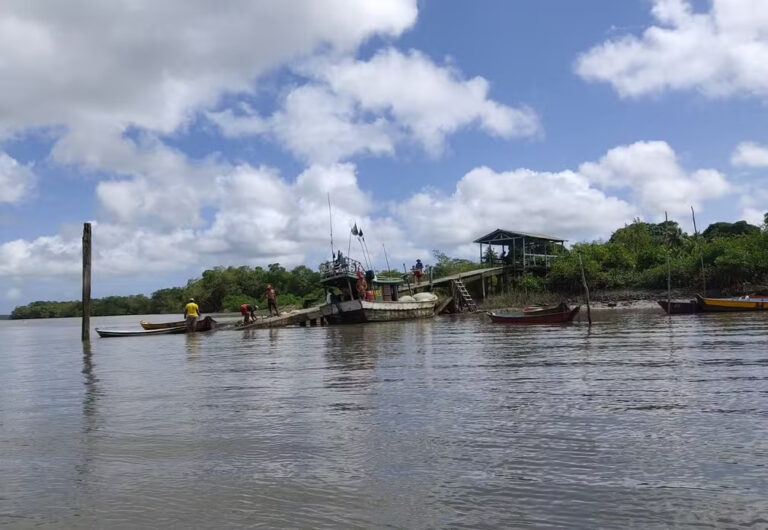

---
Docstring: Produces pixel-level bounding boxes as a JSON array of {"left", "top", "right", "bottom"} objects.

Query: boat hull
[
  {"left": 696, "top": 295, "right": 768, "bottom": 312},
  {"left": 489, "top": 306, "right": 580, "bottom": 324},
  {"left": 320, "top": 299, "right": 436, "bottom": 324},
  {"left": 141, "top": 319, "right": 185, "bottom": 330},
  {"left": 657, "top": 300, "right": 700, "bottom": 314},
  {"left": 140, "top": 316, "right": 216, "bottom": 331},
  {"left": 96, "top": 326, "right": 187, "bottom": 337}
]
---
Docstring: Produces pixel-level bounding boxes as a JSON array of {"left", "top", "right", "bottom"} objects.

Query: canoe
[
  {"left": 96, "top": 326, "right": 187, "bottom": 337},
  {"left": 696, "top": 294, "right": 768, "bottom": 312},
  {"left": 141, "top": 319, "right": 185, "bottom": 330},
  {"left": 658, "top": 300, "right": 700, "bottom": 314},
  {"left": 488, "top": 305, "right": 580, "bottom": 324},
  {"left": 140, "top": 316, "right": 217, "bottom": 331}
]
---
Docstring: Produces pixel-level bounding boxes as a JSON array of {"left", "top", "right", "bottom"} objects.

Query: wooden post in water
[
  {"left": 691, "top": 206, "right": 706, "bottom": 295},
  {"left": 665, "top": 211, "right": 671, "bottom": 312},
  {"left": 578, "top": 251, "right": 592, "bottom": 326},
  {"left": 82, "top": 222, "right": 92, "bottom": 342}
]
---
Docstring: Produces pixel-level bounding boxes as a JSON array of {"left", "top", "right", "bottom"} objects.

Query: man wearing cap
[{"left": 184, "top": 298, "right": 200, "bottom": 331}]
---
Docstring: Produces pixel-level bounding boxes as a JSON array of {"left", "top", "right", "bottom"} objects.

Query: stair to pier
[{"left": 453, "top": 279, "right": 477, "bottom": 312}]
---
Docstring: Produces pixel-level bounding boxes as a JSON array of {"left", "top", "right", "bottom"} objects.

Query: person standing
[
  {"left": 413, "top": 259, "right": 424, "bottom": 284},
  {"left": 265, "top": 284, "right": 279, "bottom": 316},
  {"left": 356, "top": 268, "right": 367, "bottom": 300},
  {"left": 184, "top": 298, "right": 200, "bottom": 332},
  {"left": 240, "top": 303, "right": 256, "bottom": 325}
]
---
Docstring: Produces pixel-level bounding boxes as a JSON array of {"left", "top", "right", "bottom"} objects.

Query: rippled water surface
[{"left": 2, "top": 310, "right": 768, "bottom": 528}]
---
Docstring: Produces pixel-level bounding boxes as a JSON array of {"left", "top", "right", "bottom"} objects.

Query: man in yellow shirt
[{"left": 184, "top": 298, "right": 200, "bottom": 332}]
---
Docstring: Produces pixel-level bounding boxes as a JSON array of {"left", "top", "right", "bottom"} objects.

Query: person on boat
[
  {"left": 356, "top": 268, "right": 367, "bottom": 300},
  {"left": 239, "top": 303, "right": 256, "bottom": 325},
  {"left": 265, "top": 284, "right": 279, "bottom": 316},
  {"left": 413, "top": 259, "right": 424, "bottom": 284},
  {"left": 184, "top": 298, "right": 200, "bottom": 332}
]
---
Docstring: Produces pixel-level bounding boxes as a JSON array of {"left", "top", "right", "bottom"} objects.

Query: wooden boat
[
  {"left": 657, "top": 300, "right": 700, "bottom": 314},
  {"left": 141, "top": 319, "right": 184, "bottom": 330},
  {"left": 696, "top": 294, "right": 768, "bottom": 312},
  {"left": 317, "top": 257, "right": 437, "bottom": 325},
  {"left": 140, "top": 316, "right": 216, "bottom": 331},
  {"left": 96, "top": 326, "right": 187, "bottom": 337},
  {"left": 488, "top": 304, "right": 580, "bottom": 324}
]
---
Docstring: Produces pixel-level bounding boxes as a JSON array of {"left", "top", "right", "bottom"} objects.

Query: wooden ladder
[{"left": 453, "top": 279, "right": 477, "bottom": 312}]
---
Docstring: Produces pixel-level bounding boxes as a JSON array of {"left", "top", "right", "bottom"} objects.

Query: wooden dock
[
  {"left": 240, "top": 306, "right": 325, "bottom": 329},
  {"left": 399, "top": 266, "right": 506, "bottom": 292}
]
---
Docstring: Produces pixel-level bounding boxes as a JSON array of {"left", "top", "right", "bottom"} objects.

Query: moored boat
[
  {"left": 317, "top": 257, "right": 437, "bottom": 324},
  {"left": 657, "top": 300, "right": 700, "bottom": 314},
  {"left": 96, "top": 326, "right": 187, "bottom": 337},
  {"left": 488, "top": 304, "right": 580, "bottom": 324},
  {"left": 140, "top": 319, "right": 184, "bottom": 330},
  {"left": 696, "top": 294, "right": 768, "bottom": 312},
  {"left": 140, "top": 316, "right": 217, "bottom": 331}
]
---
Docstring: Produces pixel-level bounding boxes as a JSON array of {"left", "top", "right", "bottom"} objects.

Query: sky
[{"left": 1, "top": 0, "right": 768, "bottom": 312}]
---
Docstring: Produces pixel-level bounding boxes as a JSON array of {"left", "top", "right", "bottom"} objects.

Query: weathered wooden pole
[
  {"left": 578, "top": 251, "right": 592, "bottom": 326},
  {"left": 82, "top": 222, "right": 92, "bottom": 342},
  {"left": 665, "top": 211, "right": 671, "bottom": 311},
  {"left": 691, "top": 206, "right": 706, "bottom": 295}
]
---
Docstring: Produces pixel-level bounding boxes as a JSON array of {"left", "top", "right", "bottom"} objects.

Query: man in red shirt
[{"left": 239, "top": 303, "right": 256, "bottom": 324}]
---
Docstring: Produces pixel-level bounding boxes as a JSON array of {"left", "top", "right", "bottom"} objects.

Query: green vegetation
[
  {"left": 11, "top": 216, "right": 768, "bottom": 319},
  {"left": 11, "top": 264, "right": 323, "bottom": 319},
  {"left": 548, "top": 218, "right": 768, "bottom": 293}
]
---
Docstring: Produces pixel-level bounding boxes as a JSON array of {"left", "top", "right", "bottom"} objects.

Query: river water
[{"left": 1, "top": 309, "right": 767, "bottom": 529}]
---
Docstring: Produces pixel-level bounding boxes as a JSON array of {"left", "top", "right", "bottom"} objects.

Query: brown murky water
[{"left": 1, "top": 309, "right": 767, "bottom": 528}]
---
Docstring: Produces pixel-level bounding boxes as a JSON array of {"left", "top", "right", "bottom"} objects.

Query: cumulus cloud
[
  {"left": 732, "top": 142, "right": 768, "bottom": 167},
  {"left": 576, "top": 0, "right": 768, "bottom": 99},
  {"left": 0, "top": 0, "right": 417, "bottom": 138},
  {"left": 211, "top": 48, "right": 541, "bottom": 162},
  {"left": 0, "top": 152, "right": 35, "bottom": 203},
  {"left": 579, "top": 141, "right": 730, "bottom": 216}
]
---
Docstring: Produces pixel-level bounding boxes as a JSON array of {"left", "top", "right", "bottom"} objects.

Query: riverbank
[{"left": 476, "top": 288, "right": 697, "bottom": 312}]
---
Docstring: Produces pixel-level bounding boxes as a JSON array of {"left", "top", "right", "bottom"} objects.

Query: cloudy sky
[{"left": 1, "top": 0, "right": 767, "bottom": 312}]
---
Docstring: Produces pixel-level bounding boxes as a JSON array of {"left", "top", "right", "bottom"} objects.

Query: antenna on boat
[
  {"left": 327, "top": 193, "right": 334, "bottom": 258},
  {"left": 382, "top": 243, "right": 391, "bottom": 272}
]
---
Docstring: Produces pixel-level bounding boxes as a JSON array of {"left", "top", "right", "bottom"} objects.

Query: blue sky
[{"left": 1, "top": 0, "right": 767, "bottom": 312}]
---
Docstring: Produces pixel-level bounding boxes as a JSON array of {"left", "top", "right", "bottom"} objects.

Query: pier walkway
[
  {"left": 398, "top": 266, "right": 506, "bottom": 293},
  {"left": 240, "top": 305, "right": 325, "bottom": 329}
]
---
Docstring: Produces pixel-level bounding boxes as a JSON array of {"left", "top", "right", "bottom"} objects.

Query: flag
[{"left": 351, "top": 223, "right": 359, "bottom": 236}]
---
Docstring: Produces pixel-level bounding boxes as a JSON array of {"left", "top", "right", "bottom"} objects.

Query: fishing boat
[
  {"left": 695, "top": 294, "right": 768, "bottom": 312},
  {"left": 488, "top": 303, "right": 580, "bottom": 324},
  {"left": 140, "top": 319, "right": 184, "bottom": 330},
  {"left": 140, "top": 316, "right": 217, "bottom": 331},
  {"left": 317, "top": 257, "right": 437, "bottom": 324},
  {"left": 96, "top": 326, "right": 187, "bottom": 337},
  {"left": 657, "top": 299, "right": 700, "bottom": 314}
]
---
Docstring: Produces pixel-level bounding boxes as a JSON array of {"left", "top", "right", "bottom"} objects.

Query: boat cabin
[{"left": 318, "top": 256, "right": 404, "bottom": 302}]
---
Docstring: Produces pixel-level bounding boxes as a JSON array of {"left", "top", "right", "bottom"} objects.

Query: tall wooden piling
[
  {"left": 578, "top": 252, "right": 592, "bottom": 326},
  {"left": 82, "top": 222, "right": 92, "bottom": 342},
  {"left": 665, "top": 211, "right": 671, "bottom": 312}
]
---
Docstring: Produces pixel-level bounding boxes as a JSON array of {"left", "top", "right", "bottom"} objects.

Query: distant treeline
[
  {"left": 538, "top": 217, "right": 768, "bottom": 294},
  {"left": 11, "top": 216, "right": 768, "bottom": 319},
  {"left": 11, "top": 264, "right": 323, "bottom": 319}
]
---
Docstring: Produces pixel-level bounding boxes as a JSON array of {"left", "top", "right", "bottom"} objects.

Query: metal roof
[{"left": 473, "top": 228, "right": 566, "bottom": 244}]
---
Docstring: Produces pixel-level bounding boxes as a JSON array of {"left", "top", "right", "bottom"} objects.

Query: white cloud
[
  {"left": 394, "top": 166, "right": 636, "bottom": 250},
  {"left": 0, "top": 152, "right": 35, "bottom": 203},
  {"left": 576, "top": 0, "right": 768, "bottom": 99},
  {"left": 315, "top": 48, "right": 541, "bottom": 154},
  {"left": 211, "top": 48, "right": 541, "bottom": 162},
  {"left": 579, "top": 141, "right": 730, "bottom": 216},
  {"left": 0, "top": 0, "right": 417, "bottom": 138},
  {"left": 732, "top": 142, "right": 768, "bottom": 167}
]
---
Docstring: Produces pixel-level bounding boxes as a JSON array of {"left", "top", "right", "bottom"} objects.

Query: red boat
[{"left": 488, "top": 303, "right": 580, "bottom": 324}]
